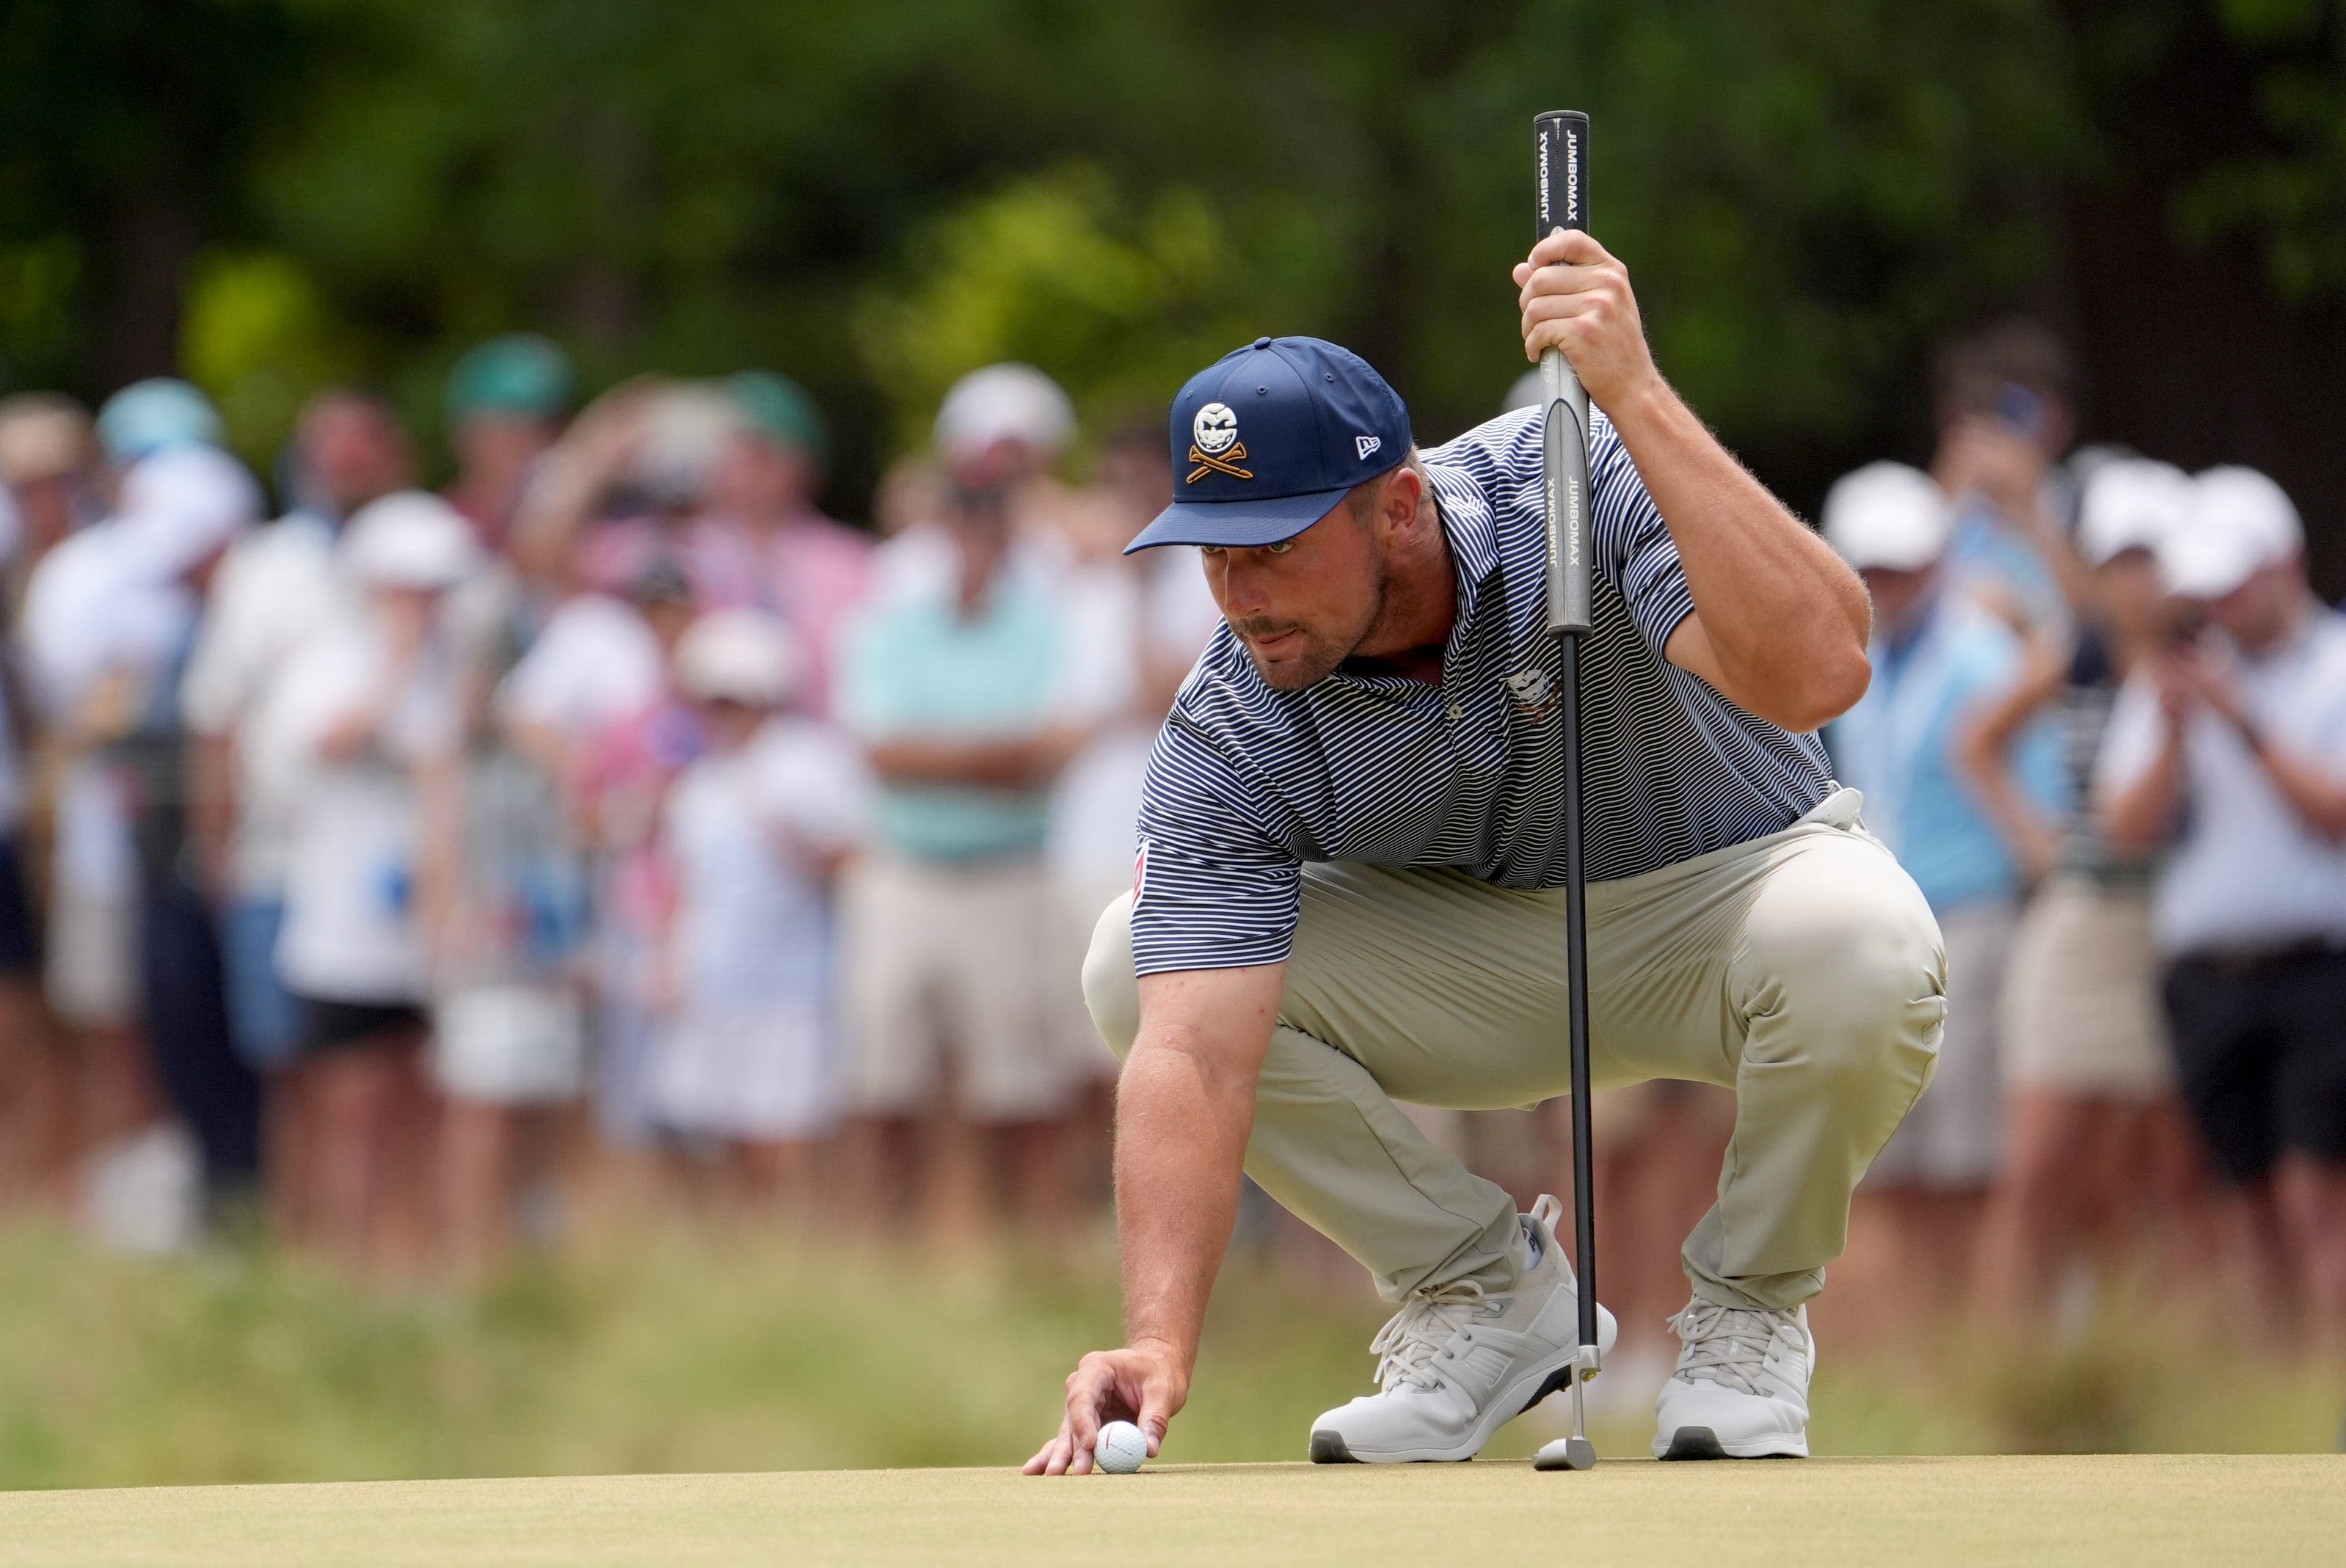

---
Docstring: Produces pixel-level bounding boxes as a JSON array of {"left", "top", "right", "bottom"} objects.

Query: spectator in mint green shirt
[{"left": 836, "top": 393, "right": 1099, "bottom": 1238}]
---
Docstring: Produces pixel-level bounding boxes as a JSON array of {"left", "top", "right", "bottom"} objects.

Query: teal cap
[
  {"left": 95, "top": 379, "right": 223, "bottom": 462},
  {"left": 445, "top": 334, "right": 573, "bottom": 420},
  {"left": 728, "top": 370, "right": 828, "bottom": 462}
]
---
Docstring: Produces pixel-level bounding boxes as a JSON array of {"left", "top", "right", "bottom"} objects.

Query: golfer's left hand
[
  {"left": 1514, "top": 228, "right": 1659, "bottom": 411},
  {"left": 1022, "top": 1340, "right": 1186, "bottom": 1476}
]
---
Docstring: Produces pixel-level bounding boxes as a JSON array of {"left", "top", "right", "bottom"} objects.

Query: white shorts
[
  {"left": 45, "top": 883, "right": 138, "bottom": 1029},
  {"left": 431, "top": 984, "right": 587, "bottom": 1106},
  {"left": 1865, "top": 899, "right": 2011, "bottom": 1190},
  {"left": 843, "top": 856, "right": 1088, "bottom": 1123},
  {"left": 2001, "top": 878, "right": 2173, "bottom": 1098},
  {"left": 650, "top": 996, "right": 836, "bottom": 1141}
]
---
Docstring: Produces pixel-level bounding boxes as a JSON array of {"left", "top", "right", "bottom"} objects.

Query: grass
[{"left": 0, "top": 1220, "right": 2332, "bottom": 1492}]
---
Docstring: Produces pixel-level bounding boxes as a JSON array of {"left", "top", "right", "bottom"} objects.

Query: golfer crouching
[{"left": 1027, "top": 230, "right": 1942, "bottom": 1473}]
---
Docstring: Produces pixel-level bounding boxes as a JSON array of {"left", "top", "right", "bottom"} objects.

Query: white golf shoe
[
  {"left": 1651, "top": 1299, "right": 1815, "bottom": 1459},
  {"left": 1308, "top": 1195, "right": 1617, "bottom": 1464}
]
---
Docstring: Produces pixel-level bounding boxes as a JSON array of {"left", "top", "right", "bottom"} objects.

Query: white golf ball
[{"left": 1094, "top": 1420, "right": 1149, "bottom": 1474}]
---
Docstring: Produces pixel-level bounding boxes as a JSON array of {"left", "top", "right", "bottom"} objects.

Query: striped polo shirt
[{"left": 1129, "top": 404, "right": 1835, "bottom": 975}]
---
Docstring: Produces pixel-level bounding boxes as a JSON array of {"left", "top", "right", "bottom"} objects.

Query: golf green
[{"left": 0, "top": 1455, "right": 2335, "bottom": 1564}]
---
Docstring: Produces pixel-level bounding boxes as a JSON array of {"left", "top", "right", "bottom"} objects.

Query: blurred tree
[
  {"left": 2173, "top": 0, "right": 2346, "bottom": 297},
  {"left": 8, "top": 0, "right": 2340, "bottom": 532},
  {"left": 0, "top": 0, "right": 363, "bottom": 394}
]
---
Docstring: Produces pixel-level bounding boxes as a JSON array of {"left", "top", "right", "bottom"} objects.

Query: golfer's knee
[
  {"left": 1746, "top": 862, "right": 1945, "bottom": 1091},
  {"left": 1081, "top": 891, "right": 1141, "bottom": 1061}
]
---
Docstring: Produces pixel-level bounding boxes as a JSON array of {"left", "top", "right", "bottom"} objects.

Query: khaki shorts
[
  {"left": 1864, "top": 898, "right": 2011, "bottom": 1190},
  {"left": 844, "top": 856, "right": 1088, "bottom": 1123},
  {"left": 2001, "top": 878, "right": 2174, "bottom": 1099}
]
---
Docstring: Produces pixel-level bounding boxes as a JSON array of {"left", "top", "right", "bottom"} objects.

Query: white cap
[
  {"left": 2076, "top": 459, "right": 2187, "bottom": 566},
  {"left": 1822, "top": 462, "right": 1950, "bottom": 572},
  {"left": 113, "top": 445, "right": 261, "bottom": 580},
  {"left": 2159, "top": 466, "right": 2302, "bottom": 599},
  {"left": 341, "top": 491, "right": 483, "bottom": 589},
  {"left": 673, "top": 608, "right": 801, "bottom": 707},
  {"left": 1503, "top": 369, "right": 1545, "bottom": 413},
  {"left": 933, "top": 364, "right": 1076, "bottom": 464}
]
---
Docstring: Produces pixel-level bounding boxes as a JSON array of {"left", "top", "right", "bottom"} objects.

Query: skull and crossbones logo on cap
[{"left": 1187, "top": 402, "right": 1251, "bottom": 482}]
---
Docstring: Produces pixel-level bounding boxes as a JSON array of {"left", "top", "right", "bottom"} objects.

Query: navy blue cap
[{"left": 1126, "top": 335, "right": 1413, "bottom": 553}]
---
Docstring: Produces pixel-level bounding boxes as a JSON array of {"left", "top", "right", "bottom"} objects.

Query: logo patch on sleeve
[{"left": 1133, "top": 839, "right": 1150, "bottom": 905}]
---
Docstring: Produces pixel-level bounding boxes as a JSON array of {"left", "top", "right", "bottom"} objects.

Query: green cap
[
  {"left": 445, "top": 334, "right": 573, "bottom": 420},
  {"left": 728, "top": 370, "right": 828, "bottom": 462}
]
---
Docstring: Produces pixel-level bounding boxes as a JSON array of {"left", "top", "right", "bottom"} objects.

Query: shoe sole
[
  {"left": 1308, "top": 1326, "right": 1607, "bottom": 1466},
  {"left": 1655, "top": 1425, "right": 1808, "bottom": 1460}
]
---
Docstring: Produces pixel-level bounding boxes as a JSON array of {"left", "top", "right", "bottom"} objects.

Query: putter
[{"left": 1526, "top": 109, "right": 1602, "bottom": 1476}]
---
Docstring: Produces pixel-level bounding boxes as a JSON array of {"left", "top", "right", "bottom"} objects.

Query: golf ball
[{"left": 1094, "top": 1421, "right": 1149, "bottom": 1474}]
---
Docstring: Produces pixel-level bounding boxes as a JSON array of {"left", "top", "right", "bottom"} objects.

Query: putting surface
[{"left": 0, "top": 1456, "right": 2339, "bottom": 1566}]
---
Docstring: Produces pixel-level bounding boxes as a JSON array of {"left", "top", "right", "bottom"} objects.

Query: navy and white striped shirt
[{"left": 1129, "top": 405, "right": 1834, "bottom": 976}]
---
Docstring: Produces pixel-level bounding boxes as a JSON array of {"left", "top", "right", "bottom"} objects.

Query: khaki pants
[{"left": 1082, "top": 789, "right": 1945, "bottom": 1312}]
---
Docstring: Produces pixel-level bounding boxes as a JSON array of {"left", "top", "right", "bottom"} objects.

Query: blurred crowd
[
  {"left": 0, "top": 342, "right": 1211, "bottom": 1274},
  {"left": 0, "top": 319, "right": 2340, "bottom": 1393}
]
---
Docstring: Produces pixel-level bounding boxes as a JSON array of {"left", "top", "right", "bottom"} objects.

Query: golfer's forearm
[
  {"left": 1607, "top": 377, "right": 1870, "bottom": 727},
  {"left": 1114, "top": 1038, "right": 1256, "bottom": 1368}
]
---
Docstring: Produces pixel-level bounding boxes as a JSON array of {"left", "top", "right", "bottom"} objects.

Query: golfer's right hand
[{"left": 1022, "top": 1340, "right": 1187, "bottom": 1476}]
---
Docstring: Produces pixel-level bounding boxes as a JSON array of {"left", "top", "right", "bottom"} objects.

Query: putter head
[{"left": 1533, "top": 1435, "right": 1598, "bottom": 1471}]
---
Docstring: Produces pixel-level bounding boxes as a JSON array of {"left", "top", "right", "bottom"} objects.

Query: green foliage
[
  {"left": 853, "top": 167, "right": 1335, "bottom": 455},
  {"left": 4, "top": 2, "right": 2339, "bottom": 498}
]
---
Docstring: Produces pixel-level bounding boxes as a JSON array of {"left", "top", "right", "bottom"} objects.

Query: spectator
[
  {"left": 570, "top": 557, "right": 702, "bottom": 1143},
  {"left": 838, "top": 382, "right": 1094, "bottom": 1236},
  {"left": 181, "top": 390, "right": 414, "bottom": 1223},
  {"left": 1975, "top": 459, "right": 2206, "bottom": 1320},
  {"left": 443, "top": 334, "right": 572, "bottom": 550},
  {"left": 262, "top": 492, "right": 477, "bottom": 1269},
  {"left": 1045, "top": 420, "right": 1219, "bottom": 1106},
  {"left": 2101, "top": 467, "right": 2346, "bottom": 1354},
  {"left": 0, "top": 393, "right": 98, "bottom": 602},
  {"left": 21, "top": 380, "right": 262, "bottom": 1244},
  {"left": 1928, "top": 319, "right": 2084, "bottom": 638},
  {"left": 0, "top": 393, "right": 94, "bottom": 1197},
  {"left": 650, "top": 610, "right": 864, "bottom": 1211},
  {"left": 696, "top": 371, "right": 873, "bottom": 715},
  {"left": 1823, "top": 461, "right": 2061, "bottom": 1317}
]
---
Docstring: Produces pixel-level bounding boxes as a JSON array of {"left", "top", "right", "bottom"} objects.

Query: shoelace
[
  {"left": 1369, "top": 1280, "right": 1490, "bottom": 1393},
  {"left": 1666, "top": 1302, "right": 1800, "bottom": 1398}
]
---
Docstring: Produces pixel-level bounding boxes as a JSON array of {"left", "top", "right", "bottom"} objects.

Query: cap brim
[{"left": 1125, "top": 486, "right": 1350, "bottom": 553}]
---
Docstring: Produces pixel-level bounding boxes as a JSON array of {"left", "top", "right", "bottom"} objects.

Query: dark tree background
[{"left": 2, "top": 0, "right": 2342, "bottom": 589}]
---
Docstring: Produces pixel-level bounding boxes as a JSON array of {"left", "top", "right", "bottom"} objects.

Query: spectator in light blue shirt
[{"left": 1824, "top": 462, "right": 2063, "bottom": 1305}]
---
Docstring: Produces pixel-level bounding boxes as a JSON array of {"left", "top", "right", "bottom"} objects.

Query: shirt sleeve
[
  {"left": 1128, "top": 714, "right": 1302, "bottom": 975},
  {"left": 1589, "top": 409, "right": 1696, "bottom": 657}
]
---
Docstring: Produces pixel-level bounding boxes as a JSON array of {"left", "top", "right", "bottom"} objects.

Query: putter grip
[{"left": 1534, "top": 111, "right": 1593, "bottom": 637}]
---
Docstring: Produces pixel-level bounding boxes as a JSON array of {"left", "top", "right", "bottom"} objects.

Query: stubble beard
[{"left": 1236, "top": 577, "right": 1391, "bottom": 692}]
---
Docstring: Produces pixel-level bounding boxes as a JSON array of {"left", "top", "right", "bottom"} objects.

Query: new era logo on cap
[{"left": 1127, "top": 335, "right": 1414, "bottom": 554}]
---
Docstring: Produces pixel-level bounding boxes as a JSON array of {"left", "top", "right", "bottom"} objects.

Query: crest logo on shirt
[
  {"left": 1133, "top": 839, "right": 1151, "bottom": 905},
  {"left": 1505, "top": 667, "right": 1559, "bottom": 718},
  {"left": 1188, "top": 403, "right": 1251, "bottom": 483}
]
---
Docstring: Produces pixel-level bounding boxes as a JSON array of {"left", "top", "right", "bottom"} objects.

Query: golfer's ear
[{"left": 1387, "top": 465, "right": 1427, "bottom": 538}]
